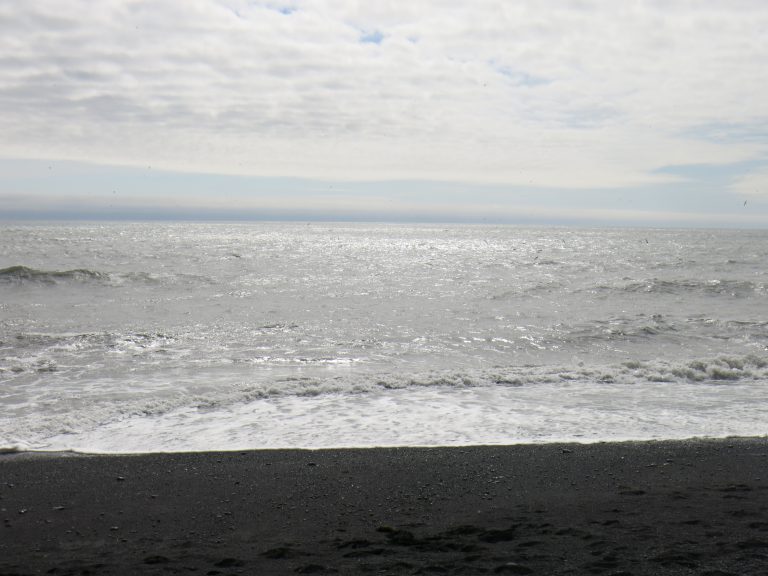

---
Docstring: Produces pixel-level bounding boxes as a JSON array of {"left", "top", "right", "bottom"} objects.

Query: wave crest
[
  {"left": 0, "top": 265, "right": 107, "bottom": 284},
  {"left": 619, "top": 278, "right": 763, "bottom": 297}
]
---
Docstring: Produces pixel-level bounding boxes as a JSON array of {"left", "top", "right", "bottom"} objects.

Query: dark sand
[{"left": 1, "top": 438, "right": 767, "bottom": 575}]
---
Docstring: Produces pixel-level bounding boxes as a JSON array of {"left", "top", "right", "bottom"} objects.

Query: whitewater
[{"left": 1, "top": 222, "right": 766, "bottom": 453}]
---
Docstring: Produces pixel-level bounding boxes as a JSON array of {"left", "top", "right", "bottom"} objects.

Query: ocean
[{"left": 1, "top": 222, "right": 766, "bottom": 453}]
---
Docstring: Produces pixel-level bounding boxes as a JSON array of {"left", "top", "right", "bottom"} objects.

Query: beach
[{"left": 2, "top": 438, "right": 767, "bottom": 575}]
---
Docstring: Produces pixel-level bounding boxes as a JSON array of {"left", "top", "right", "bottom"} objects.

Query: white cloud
[
  {"left": 730, "top": 166, "right": 768, "bottom": 198},
  {"left": 0, "top": 0, "right": 766, "bottom": 188}
]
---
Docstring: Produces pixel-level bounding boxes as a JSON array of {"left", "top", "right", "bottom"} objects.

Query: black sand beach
[{"left": 2, "top": 438, "right": 767, "bottom": 575}]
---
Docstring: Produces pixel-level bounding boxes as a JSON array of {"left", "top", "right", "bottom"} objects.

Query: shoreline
[
  {"left": 4, "top": 434, "right": 766, "bottom": 458},
  {"left": 2, "top": 437, "right": 768, "bottom": 575}
]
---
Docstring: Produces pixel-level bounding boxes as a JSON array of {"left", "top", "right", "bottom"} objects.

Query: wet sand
[{"left": 1, "top": 438, "right": 767, "bottom": 575}]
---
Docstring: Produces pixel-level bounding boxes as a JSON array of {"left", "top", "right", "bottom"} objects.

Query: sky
[{"left": 0, "top": 0, "right": 767, "bottom": 227}]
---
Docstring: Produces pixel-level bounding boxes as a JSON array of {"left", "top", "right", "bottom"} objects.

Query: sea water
[{"left": 1, "top": 222, "right": 766, "bottom": 453}]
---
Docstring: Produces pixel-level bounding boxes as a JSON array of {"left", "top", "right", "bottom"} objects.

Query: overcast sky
[{"left": 1, "top": 0, "right": 767, "bottom": 226}]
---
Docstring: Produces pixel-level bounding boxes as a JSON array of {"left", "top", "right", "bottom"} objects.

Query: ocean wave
[
  {"left": 6, "top": 331, "right": 175, "bottom": 350},
  {"left": 0, "top": 265, "right": 107, "bottom": 284},
  {"left": 153, "top": 354, "right": 768, "bottom": 405},
  {"left": 589, "top": 278, "right": 764, "bottom": 298},
  {"left": 0, "top": 265, "right": 214, "bottom": 287},
  {"left": 0, "top": 331, "right": 177, "bottom": 378},
  {"left": 3, "top": 354, "right": 766, "bottom": 450},
  {"left": 617, "top": 355, "right": 768, "bottom": 383},
  {"left": 553, "top": 315, "right": 681, "bottom": 345}
]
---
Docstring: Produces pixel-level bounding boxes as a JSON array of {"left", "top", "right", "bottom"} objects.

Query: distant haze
[{"left": 0, "top": 1, "right": 766, "bottom": 227}]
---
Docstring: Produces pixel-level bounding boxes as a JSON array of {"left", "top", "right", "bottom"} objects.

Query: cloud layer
[{"left": 0, "top": 0, "right": 767, "bottom": 194}]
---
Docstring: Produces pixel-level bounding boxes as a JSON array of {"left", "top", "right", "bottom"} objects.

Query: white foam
[
  {"left": 2, "top": 356, "right": 767, "bottom": 452},
  {"left": 33, "top": 379, "right": 768, "bottom": 453}
]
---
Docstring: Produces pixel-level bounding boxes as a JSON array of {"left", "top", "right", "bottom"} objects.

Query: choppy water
[{"left": 1, "top": 222, "right": 766, "bottom": 452}]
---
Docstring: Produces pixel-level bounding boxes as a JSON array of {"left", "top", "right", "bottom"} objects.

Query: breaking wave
[{"left": 2, "top": 354, "right": 766, "bottom": 450}]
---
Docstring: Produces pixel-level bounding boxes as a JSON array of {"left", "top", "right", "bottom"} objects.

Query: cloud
[
  {"left": 730, "top": 165, "right": 768, "bottom": 198},
  {"left": 0, "top": 0, "right": 766, "bottom": 192},
  {"left": 1, "top": 157, "right": 764, "bottom": 227}
]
